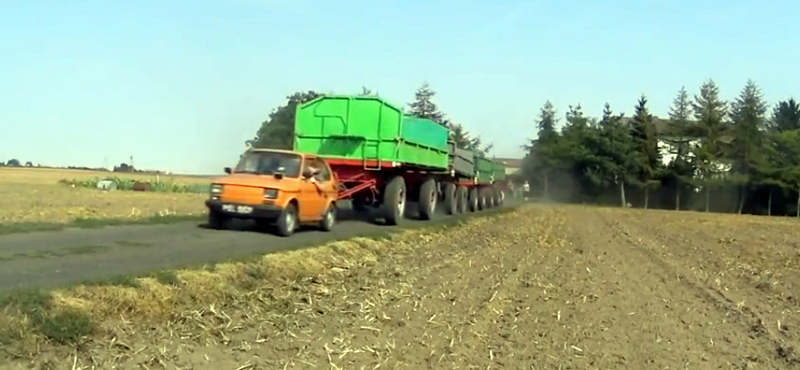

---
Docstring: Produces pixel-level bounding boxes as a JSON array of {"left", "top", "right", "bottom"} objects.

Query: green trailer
[
  {"left": 291, "top": 94, "right": 508, "bottom": 225},
  {"left": 492, "top": 160, "right": 507, "bottom": 182},
  {"left": 474, "top": 155, "right": 495, "bottom": 184},
  {"left": 294, "top": 95, "right": 450, "bottom": 170}
]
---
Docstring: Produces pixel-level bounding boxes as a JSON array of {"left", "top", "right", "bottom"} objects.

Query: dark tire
[
  {"left": 382, "top": 176, "right": 406, "bottom": 226},
  {"left": 276, "top": 203, "right": 298, "bottom": 237},
  {"left": 443, "top": 183, "right": 457, "bottom": 215},
  {"left": 478, "top": 188, "right": 488, "bottom": 210},
  {"left": 491, "top": 187, "right": 500, "bottom": 207},
  {"left": 319, "top": 203, "right": 335, "bottom": 232},
  {"left": 418, "top": 178, "right": 437, "bottom": 220},
  {"left": 208, "top": 210, "right": 229, "bottom": 230},
  {"left": 456, "top": 186, "right": 468, "bottom": 213},
  {"left": 468, "top": 187, "right": 479, "bottom": 212},
  {"left": 486, "top": 188, "right": 496, "bottom": 208}
]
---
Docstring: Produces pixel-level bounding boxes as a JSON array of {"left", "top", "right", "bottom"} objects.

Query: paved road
[{"left": 0, "top": 200, "right": 522, "bottom": 293}]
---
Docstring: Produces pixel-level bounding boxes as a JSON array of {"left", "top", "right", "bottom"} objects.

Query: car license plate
[{"left": 222, "top": 204, "right": 254, "bottom": 214}]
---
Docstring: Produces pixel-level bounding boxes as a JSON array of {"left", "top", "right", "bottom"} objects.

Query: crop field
[
  {"left": 0, "top": 168, "right": 210, "bottom": 225},
  {"left": 2, "top": 203, "right": 800, "bottom": 369}
]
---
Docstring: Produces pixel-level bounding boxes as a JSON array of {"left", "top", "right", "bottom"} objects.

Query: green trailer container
[
  {"left": 492, "top": 160, "right": 507, "bottom": 182},
  {"left": 294, "top": 96, "right": 450, "bottom": 170},
  {"left": 474, "top": 155, "right": 495, "bottom": 184}
]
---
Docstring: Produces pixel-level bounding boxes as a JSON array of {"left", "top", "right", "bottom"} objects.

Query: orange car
[{"left": 205, "top": 149, "right": 339, "bottom": 236}]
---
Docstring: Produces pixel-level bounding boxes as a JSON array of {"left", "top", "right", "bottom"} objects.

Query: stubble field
[
  {"left": 0, "top": 168, "right": 209, "bottom": 225},
  {"left": 2, "top": 202, "right": 800, "bottom": 369}
]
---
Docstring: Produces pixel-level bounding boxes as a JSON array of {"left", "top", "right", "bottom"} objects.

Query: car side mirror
[{"left": 224, "top": 167, "right": 232, "bottom": 174}]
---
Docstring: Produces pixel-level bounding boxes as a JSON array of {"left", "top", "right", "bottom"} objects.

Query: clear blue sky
[{"left": 1, "top": 0, "right": 797, "bottom": 175}]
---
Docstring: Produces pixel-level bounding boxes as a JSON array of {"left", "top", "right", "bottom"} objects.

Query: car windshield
[{"left": 233, "top": 151, "right": 302, "bottom": 178}]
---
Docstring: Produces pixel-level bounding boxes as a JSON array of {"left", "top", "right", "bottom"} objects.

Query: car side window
[{"left": 314, "top": 158, "right": 331, "bottom": 182}]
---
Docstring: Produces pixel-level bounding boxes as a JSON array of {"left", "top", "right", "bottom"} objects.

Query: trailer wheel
[
  {"left": 382, "top": 176, "right": 406, "bottom": 225},
  {"left": 487, "top": 188, "right": 497, "bottom": 208},
  {"left": 478, "top": 188, "right": 488, "bottom": 210},
  {"left": 468, "top": 187, "right": 479, "bottom": 212},
  {"left": 418, "top": 178, "right": 437, "bottom": 220},
  {"left": 443, "top": 183, "right": 457, "bottom": 215},
  {"left": 456, "top": 186, "right": 468, "bottom": 213},
  {"left": 491, "top": 187, "right": 500, "bottom": 207},
  {"left": 276, "top": 203, "right": 298, "bottom": 237}
]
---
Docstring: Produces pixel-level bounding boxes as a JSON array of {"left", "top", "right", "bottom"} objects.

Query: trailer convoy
[{"left": 205, "top": 95, "right": 512, "bottom": 236}]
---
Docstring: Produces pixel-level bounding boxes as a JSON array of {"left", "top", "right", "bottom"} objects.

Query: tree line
[
  {"left": 246, "top": 83, "right": 492, "bottom": 156},
  {"left": 522, "top": 79, "right": 800, "bottom": 217}
]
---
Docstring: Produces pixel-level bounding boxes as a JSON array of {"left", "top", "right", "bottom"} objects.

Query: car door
[
  {"left": 300, "top": 156, "right": 329, "bottom": 220},
  {"left": 297, "top": 156, "right": 320, "bottom": 221},
  {"left": 315, "top": 159, "right": 336, "bottom": 212}
]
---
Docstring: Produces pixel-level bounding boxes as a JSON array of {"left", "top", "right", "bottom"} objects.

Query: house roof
[{"left": 493, "top": 157, "right": 523, "bottom": 168}]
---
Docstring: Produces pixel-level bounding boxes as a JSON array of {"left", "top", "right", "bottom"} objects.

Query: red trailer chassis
[{"left": 326, "top": 158, "right": 507, "bottom": 225}]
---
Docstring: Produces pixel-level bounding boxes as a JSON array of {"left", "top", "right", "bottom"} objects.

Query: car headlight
[
  {"left": 210, "top": 184, "right": 223, "bottom": 195},
  {"left": 263, "top": 188, "right": 278, "bottom": 199}
]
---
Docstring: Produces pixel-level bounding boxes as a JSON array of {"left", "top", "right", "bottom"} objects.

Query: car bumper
[{"left": 205, "top": 199, "right": 283, "bottom": 219}]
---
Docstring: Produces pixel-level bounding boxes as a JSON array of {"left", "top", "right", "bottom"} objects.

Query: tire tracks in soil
[{"left": 597, "top": 207, "right": 800, "bottom": 369}]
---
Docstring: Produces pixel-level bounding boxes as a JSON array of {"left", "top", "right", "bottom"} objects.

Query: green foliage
[
  {"left": 150, "top": 270, "right": 181, "bottom": 286},
  {"left": 407, "top": 83, "right": 492, "bottom": 155},
  {"left": 0, "top": 289, "right": 93, "bottom": 345},
  {"left": 37, "top": 308, "right": 93, "bottom": 344},
  {"left": 247, "top": 91, "right": 323, "bottom": 150},
  {"left": 408, "top": 82, "right": 445, "bottom": 125},
  {"left": 630, "top": 95, "right": 663, "bottom": 188},
  {"left": 80, "top": 275, "right": 141, "bottom": 288},
  {"left": 729, "top": 80, "right": 770, "bottom": 187},
  {"left": 57, "top": 176, "right": 207, "bottom": 194},
  {"left": 771, "top": 98, "right": 800, "bottom": 132}
]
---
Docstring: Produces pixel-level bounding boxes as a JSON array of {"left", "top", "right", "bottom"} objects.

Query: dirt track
[{"left": 5, "top": 203, "right": 800, "bottom": 369}]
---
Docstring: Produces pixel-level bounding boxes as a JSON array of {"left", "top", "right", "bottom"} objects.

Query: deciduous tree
[{"left": 247, "top": 91, "right": 323, "bottom": 150}]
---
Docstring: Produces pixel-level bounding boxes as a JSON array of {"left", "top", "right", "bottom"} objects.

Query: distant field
[
  {"left": 0, "top": 167, "right": 212, "bottom": 185},
  {"left": 0, "top": 167, "right": 211, "bottom": 224}
]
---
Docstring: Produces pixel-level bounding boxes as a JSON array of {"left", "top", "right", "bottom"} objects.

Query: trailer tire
[
  {"left": 382, "top": 176, "right": 406, "bottom": 225},
  {"left": 468, "top": 187, "right": 479, "bottom": 212},
  {"left": 492, "top": 187, "right": 501, "bottom": 207},
  {"left": 456, "top": 186, "right": 468, "bottom": 213},
  {"left": 418, "top": 178, "right": 437, "bottom": 220},
  {"left": 276, "top": 203, "right": 298, "bottom": 237},
  {"left": 486, "top": 188, "right": 496, "bottom": 208},
  {"left": 478, "top": 188, "right": 489, "bottom": 210},
  {"left": 443, "top": 183, "right": 457, "bottom": 215}
]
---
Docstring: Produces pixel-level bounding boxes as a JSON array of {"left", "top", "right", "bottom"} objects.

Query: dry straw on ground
[
  {"left": 0, "top": 207, "right": 526, "bottom": 369},
  {"left": 6, "top": 204, "right": 800, "bottom": 369}
]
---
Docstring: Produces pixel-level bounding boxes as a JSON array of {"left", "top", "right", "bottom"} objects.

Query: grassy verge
[
  {"left": 0, "top": 203, "right": 527, "bottom": 363},
  {"left": 58, "top": 177, "right": 208, "bottom": 194},
  {"left": 0, "top": 214, "right": 206, "bottom": 236}
]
